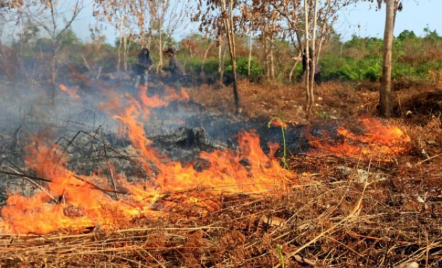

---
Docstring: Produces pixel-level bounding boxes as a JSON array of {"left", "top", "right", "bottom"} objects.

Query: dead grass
[
  {"left": 1, "top": 80, "right": 442, "bottom": 267},
  {"left": 187, "top": 80, "right": 385, "bottom": 124},
  {"left": 1, "top": 155, "right": 441, "bottom": 267}
]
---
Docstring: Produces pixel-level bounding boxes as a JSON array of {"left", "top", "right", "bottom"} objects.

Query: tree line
[{"left": 2, "top": 0, "right": 441, "bottom": 118}]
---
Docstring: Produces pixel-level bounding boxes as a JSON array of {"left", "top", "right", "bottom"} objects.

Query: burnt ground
[{"left": 0, "top": 79, "right": 442, "bottom": 267}]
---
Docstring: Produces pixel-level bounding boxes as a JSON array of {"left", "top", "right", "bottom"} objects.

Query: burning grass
[
  {"left": 1, "top": 163, "right": 441, "bottom": 267},
  {"left": 0, "top": 81, "right": 441, "bottom": 267}
]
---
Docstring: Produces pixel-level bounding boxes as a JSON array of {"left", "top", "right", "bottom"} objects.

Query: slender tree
[
  {"left": 94, "top": 0, "right": 141, "bottom": 72},
  {"left": 196, "top": 0, "right": 240, "bottom": 114},
  {"left": 2, "top": 0, "right": 86, "bottom": 104},
  {"left": 362, "top": 0, "right": 402, "bottom": 118},
  {"left": 379, "top": 0, "right": 395, "bottom": 118},
  {"left": 269, "top": 0, "right": 354, "bottom": 112}
]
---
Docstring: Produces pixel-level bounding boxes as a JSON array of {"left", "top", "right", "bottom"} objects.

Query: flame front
[
  {"left": 306, "top": 117, "right": 411, "bottom": 161},
  {"left": 0, "top": 86, "right": 295, "bottom": 234}
]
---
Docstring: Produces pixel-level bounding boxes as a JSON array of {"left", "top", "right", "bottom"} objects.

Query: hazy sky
[
  {"left": 336, "top": 0, "right": 442, "bottom": 40},
  {"left": 67, "top": 0, "right": 441, "bottom": 44}
]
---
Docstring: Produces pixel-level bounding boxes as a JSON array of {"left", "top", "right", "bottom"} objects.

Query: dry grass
[
  {"left": 186, "top": 80, "right": 385, "bottom": 124},
  {"left": 1, "top": 80, "right": 442, "bottom": 267},
  {"left": 1, "top": 155, "right": 441, "bottom": 267}
]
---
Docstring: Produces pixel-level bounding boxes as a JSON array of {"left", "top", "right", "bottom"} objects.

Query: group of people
[
  {"left": 134, "top": 47, "right": 184, "bottom": 88},
  {"left": 134, "top": 46, "right": 321, "bottom": 89}
]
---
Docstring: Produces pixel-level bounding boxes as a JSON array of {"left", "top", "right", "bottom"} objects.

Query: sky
[
  {"left": 335, "top": 0, "right": 442, "bottom": 40},
  {"left": 3, "top": 0, "right": 441, "bottom": 44}
]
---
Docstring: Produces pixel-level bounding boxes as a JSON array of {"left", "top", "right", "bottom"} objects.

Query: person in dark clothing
[
  {"left": 295, "top": 47, "right": 321, "bottom": 84},
  {"left": 135, "top": 48, "right": 154, "bottom": 88},
  {"left": 163, "top": 47, "right": 184, "bottom": 84}
]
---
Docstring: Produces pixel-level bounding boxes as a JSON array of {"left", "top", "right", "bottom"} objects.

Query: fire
[
  {"left": 306, "top": 117, "right": 411, "bottom": 161},
  {"left": 180, "top": 87, "right": 189, "bottom": 100},
  {"left": 0, "top": 86, "right": 294, "bottom": 234},
  {"left": 0, "top": 139, "right": 161, "bottom": 234},
  {"left": 0, "top": 131, "right": 293, "bottom": 234},
  {"left": 138, "top": 85, "right": 168, "bottom": 118},
  {"left": 59, "top": 84, "right": 81, "bottom": 99},
  {"left": 0, "top": 82, "right": 410, "bottom": 234},
  {"left": 269, "top": 117, "right": 288, "bottom": 128}
]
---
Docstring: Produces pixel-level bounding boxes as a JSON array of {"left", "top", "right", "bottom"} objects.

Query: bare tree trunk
[
  {"left": 126, "top": 35, "right": 132, "bottom": 71},
  {"left": 201, "top": 43, "right": 214, "bottom": 82},
  {"left": 220, "top": 40, "right": 227, "bottom": 84},
  {"left": 117, "top": 12, "right": 125, "bottom": 72},
  {"left": 270, "top": 35, "right": 275, "bottom": 81},
  {"left": 393, "top": 0, "right": 399, "bottom": 29},
  {"left": 19, "top": 20, "right": 25, "bottom": 76},
  {"left": 147, "top": 30, "right": 152, "bottom": 50},
  {"left": 309, "top": 0, "right": 319, "bottom": 110},
  {"left": 264, "top": 38, "right": 270, "bottom": 81},
  {"left": 221, "top": 0, "right": 239, "bottom": 114},
  {"left": 317, "top": 0, "right": 332, "bottom": 62},
  {"left": 156, "top": 20, "right": 163, "bottom": 73},
  {"left": 304, "top": 0, "right": 311, "bottom": 112},
  {"left": 49, "top": 0, "right": 57, "bottom": 104},
  {"left": 50, "top": 42, "right": 57, "bottom": 83},
  {"left": 247, "top": 26, "right": 253, "bottom": 78},
  {"left": 123, "top": 34, "right": 128, "bottom": 71},
  {"left": 289, "top": 52, "right": 301, "bottom": 82},
  {"left": 218, "top": 36, "right": 223, "bottom": 81},
  {"left": 117, "top": 35, "right": 122, "bottom": 72},
  {"left": 380, "top": 0, "right": 395, "bottom": 118}
]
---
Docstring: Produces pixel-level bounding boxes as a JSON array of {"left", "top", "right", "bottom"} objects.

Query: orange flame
[
  {"left": 0, "top": 86, "right": 296, "bottom": 234},
  {"left": 0, "top": 140, "right": 160, "bottom": 234},
  {"left": 0, "top": 131, "right": 294, "bottom": 234},
  {"left": 306, "top": 117, "right": 411, "bottom": 161},
  {"left": 59, "top": 84, "right": 81, "bottom": 99},
  {"left": 270, "top": 117, "right": 288, "bottom": 128},
  {"left": 180, "top": 87, "right": 189, "bottom": 100}
]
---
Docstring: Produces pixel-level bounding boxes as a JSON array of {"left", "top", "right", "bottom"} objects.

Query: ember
[{"left": 59, "top": 84, "right": 81, "bottom": 100}]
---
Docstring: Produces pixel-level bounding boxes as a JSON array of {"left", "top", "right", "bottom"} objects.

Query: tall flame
[{"left": 0, "top": 85, "right": 295, "bottom": 234}]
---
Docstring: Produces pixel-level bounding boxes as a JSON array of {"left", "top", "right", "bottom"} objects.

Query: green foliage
[
  {"left": 235, "top": 56, "right": 265, "bottom": 77},
  {"left": 323, "top": 57, "right": 382, "bottom": 81},
  {"left": 57, "top": 29, "right": 81, "bottom": 47},
  {"left": 183, "top": 58, "right": 219, "bottom": 76},
  {"left": 182, "top": 56, "right": 264, "bottom": 80},
  {"left": 319, "top": 28, "right": 442, "bottom": 82},
  {"left": 423, "top": 26, "right": 442, "bottom": 41},
  {"left": 6, "top": 23, "right": 442, "bottom": 85},
  {"left": 398, "top": 30, "right": 417, "bottom": 41},
  {"left": 316, "top": 112, "right": 331, "bottom": 119}
]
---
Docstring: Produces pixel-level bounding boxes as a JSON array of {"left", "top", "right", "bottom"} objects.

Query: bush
[
  {"left": 184, "top": 58, "right": 219, "bottom": 77},
  {"left": 235, "top": 56, "right": 265, "bottom": 78}
]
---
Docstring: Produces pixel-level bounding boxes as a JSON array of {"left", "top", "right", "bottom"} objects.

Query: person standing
[
  {"left": 163, "top": 47, "right": 184, "bottom": 84},
  {"left": 135, "top": 48, "right": 154, "bottom": 88},
  {"left": 294, "top": 47, "right": 321, "bottom": 84}
]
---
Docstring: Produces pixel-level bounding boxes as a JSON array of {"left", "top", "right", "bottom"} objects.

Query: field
[
  {"left": 1, "top": 1, "right": 442, "bottom": 266},
  {"left": 0, "top": 77, "right": 441, "bottom": 267}
]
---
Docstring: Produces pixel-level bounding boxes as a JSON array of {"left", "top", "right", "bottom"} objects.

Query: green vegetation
[
  {"left": 1, "top": 26, "right": 441, "bottom": 84},
  {"left": 320, "top": 29, "right": 442, "bottom": 82}
]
